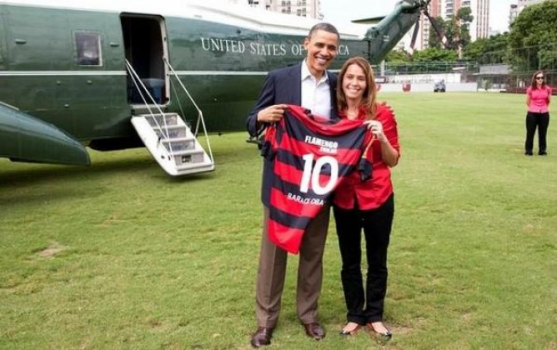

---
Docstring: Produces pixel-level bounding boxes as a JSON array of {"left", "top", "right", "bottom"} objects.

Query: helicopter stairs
[
  {"left": 131, "top": 112, "right": 214, "bottom": 176},
  {"left": 126, "top": 59, "right": 214, "bottom": 176}
]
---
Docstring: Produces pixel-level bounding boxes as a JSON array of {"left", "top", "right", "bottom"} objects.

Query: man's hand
[{"left": 257, "top": 105, "right": 289, "bottom": 123}]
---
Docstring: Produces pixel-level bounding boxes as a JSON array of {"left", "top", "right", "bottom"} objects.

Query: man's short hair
[{"left": 307, "top": 23, "right": 340, "bottom": 40}]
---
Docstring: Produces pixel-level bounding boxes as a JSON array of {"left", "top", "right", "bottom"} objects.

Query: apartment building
[
  {"left": 509, "top": 0, "right": 548, "bottom": 24},
  {"left": 395, "top": 0, "right": 489, "bottom": 44},
  {"left": 395, "top": 0, "right": 441, "bottom": 51},
  {"left": 397, "top": 0, "right": 489, "bottom": 51},
  {"left": 419, "top": 0, "right": 442, "bottom": 49},
  {"left": 267, "top": 0, "right": 322, "bottom": 19},
  {"left": 226, "top": 0, "right": 323, "bottom": 19},
  {"left": 442, "top": 0, "right": 489, "bottom": 40}
]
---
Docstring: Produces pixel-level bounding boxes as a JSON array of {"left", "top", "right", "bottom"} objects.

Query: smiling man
[{"left": 246, "top": 23, "right": 340, "bottom": 348}]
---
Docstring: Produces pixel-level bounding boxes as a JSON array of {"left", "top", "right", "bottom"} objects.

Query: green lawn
[{"left": 1, "top": 93, "right": 556, "bottom": 350}]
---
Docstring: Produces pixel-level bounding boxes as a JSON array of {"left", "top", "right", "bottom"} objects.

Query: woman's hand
[
  {"left": 364, "top": 120, "right": 387, "bottom": 143},
  {"left": 364, "top": 119, "right": 399, "bottom": 167}
]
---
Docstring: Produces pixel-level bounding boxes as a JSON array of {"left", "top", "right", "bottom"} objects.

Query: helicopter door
[{"left": 121, "top": 14, "right": 168, "bottom": 105}]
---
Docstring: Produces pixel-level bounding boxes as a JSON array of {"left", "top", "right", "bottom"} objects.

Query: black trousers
[
  {"left": 333, "top": 195, "right": 394, "bottom": 324},
  {"left": 525, "top": 112, "right": 550, "bottom": 154}
]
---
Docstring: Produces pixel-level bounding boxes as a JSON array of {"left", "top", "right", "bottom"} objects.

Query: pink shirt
[{"left": 527, "top": 86, "right": 552, "bottom": 113}]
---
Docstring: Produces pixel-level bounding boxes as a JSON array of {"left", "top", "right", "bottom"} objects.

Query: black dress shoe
[
  {"left": 303, "top": 322, "right": 326, "bottom": 340},
  {"left": 525, "top": 151, "right": 533, "bottom": 156},
  {"left": 250, "top": 327, "right": 274, "bottom": 348},
  {"left": 539, "top": 151, "right": 547, "bottom": 156}
]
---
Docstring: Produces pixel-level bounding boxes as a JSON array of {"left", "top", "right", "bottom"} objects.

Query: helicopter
[{"left": 0, "top": 0, "right": 430, "bottom": 175}]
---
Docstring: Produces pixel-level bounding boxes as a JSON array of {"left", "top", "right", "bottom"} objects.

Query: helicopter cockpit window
[{"left": 75, "top": 32, "right": 102, "bottom": 66}]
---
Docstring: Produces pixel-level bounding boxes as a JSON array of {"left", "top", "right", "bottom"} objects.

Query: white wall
[
  {"left": 378, "top": 83, "right": 478, "bottom": 92},
  {"left": 386, "top": 73, "right": 462, "bottom": 84}
]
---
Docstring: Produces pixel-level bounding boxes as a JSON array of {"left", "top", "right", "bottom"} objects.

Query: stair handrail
[
  {"left": 125, "top": 60, "right": 176, "bottom": 158},
  {"left": 163, "top": 57, "right": 214, "bottom": 163}
]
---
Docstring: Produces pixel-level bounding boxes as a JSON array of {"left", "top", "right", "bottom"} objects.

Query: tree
[
  {"left": 402, "top": 48, "right": 458, "bottom": 73},
  {"left": 464, "top": 33, "right": 509, "bottom": 64},
  {"left": 443, "top": 17, "right": 460, "bottom": 50},
  {"left": 428, "top": 8, "right": 474, "bottom": 57},
  {"left": 413, "top": 47, "right": 458, "bottom": 62},
  {"left": 508, "top": 0, "right": 557, "bottom": 71},
  {"left": 457, "top": 6, "right": 473, "bottom": 23},
  {"left": 456, "top": 7, "right": 474, "bottom": 50},
  {"left": 385, "top": 49, "right": 411, "bottom": 63},
  {"left": 428, "top": 16, "right": 446, "bottom": 49}
]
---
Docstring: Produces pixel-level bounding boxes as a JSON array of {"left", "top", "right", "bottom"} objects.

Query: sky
[{"left": 321, "top": 0, "right": 513, "bottom": 33}]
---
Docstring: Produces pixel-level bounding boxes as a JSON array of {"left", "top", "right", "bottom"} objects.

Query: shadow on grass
[
  {"left": 0, "top": 155, "right": 213, "bottom": 188},
  {"left": 0, "top": 187, "right": 92, "bottom": 209},
  {"left": 0, "top": 157, "right": 154, "bottom": 186}
]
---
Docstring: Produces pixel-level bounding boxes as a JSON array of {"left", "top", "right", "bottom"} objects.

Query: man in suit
[{"left": 246, "top": 23, "right": 340, "bottom": 348}]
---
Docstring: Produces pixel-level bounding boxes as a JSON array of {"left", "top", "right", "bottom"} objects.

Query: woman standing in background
[{"left": 525, "top": 70, "right": 551, "bottom": 156}]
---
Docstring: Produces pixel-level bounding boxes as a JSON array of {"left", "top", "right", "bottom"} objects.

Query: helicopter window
[{"left": 75, "top": 32, "right": 102, "bottom": 66}]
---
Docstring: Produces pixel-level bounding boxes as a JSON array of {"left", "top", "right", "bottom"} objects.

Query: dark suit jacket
[{"left": 246, "top": 63, "right": 339, "bottom": 206}]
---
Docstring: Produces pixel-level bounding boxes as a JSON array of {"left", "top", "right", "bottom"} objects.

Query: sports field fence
[{"left": 373, "top": 42, "right": 557, "bottom": 92}]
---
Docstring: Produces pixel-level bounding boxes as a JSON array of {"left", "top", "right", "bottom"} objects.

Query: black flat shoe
[
  {"left": 539, "top": 151, "right": 547, "bottom": 156},
  {"left": 367, "top": 322, "right": 392, "bottom": 342},
  {"left": 525, "top": 151, "right": 533, "bottom": 156}
]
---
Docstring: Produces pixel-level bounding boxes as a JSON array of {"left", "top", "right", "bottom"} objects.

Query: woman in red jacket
[
  {"left": 333, "top": 57, "right": 400, "bottom": 340},
  {"left": 525, "top": 70, "right": 552, "bottom": 156}
]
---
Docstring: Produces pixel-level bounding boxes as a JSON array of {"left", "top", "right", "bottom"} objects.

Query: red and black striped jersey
[{"left": 261, "top": 105, "right": 371, "bottom": 254}]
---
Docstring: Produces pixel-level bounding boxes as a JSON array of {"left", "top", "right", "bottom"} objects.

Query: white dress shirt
[{"left": 301, "top": 60, "right": 332, "bottom": 119}]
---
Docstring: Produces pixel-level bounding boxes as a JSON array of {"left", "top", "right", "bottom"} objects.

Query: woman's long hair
[
  {"left": 530, "top": 70, "right": 547, "bottom": 90},
  {"left": 337, "top": 56, "right": 377, "bottom": 119}
]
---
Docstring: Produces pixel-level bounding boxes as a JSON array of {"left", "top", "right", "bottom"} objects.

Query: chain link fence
[{"left": 374, "top": 43, "right": 557, "bottom": 92}]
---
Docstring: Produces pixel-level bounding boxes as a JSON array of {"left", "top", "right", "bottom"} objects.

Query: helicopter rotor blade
[
  {"left": 409, "top": 13, "right": 420, "bottom": 52},
  {"left": 423, "top": 6, "right": 450, "bottom": 49}
]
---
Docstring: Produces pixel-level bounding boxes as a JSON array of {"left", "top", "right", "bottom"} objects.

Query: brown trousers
[{"left": 255, "top": 205, "right": 330, "bottom": 328}]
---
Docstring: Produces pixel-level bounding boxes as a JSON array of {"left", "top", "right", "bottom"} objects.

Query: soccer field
[{"left": 1, "top": 93, "right": 556, "bottom": 349}]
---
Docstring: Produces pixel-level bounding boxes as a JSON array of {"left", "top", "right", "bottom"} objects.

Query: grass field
[{"left": 1, "top": 93, "right": 556, "bottom": 350}]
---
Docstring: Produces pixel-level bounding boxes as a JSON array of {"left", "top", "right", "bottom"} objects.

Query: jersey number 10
[{"left": 300, "top": 154, "right": 339, "bottom": 195}]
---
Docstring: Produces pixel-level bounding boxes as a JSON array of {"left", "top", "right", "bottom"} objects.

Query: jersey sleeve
[
  {"left": 246, "top": 72, "right": 277, "bottom": 137},
  {"left": 261, "top": 123, "right": 279, "bottom": 161}
]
